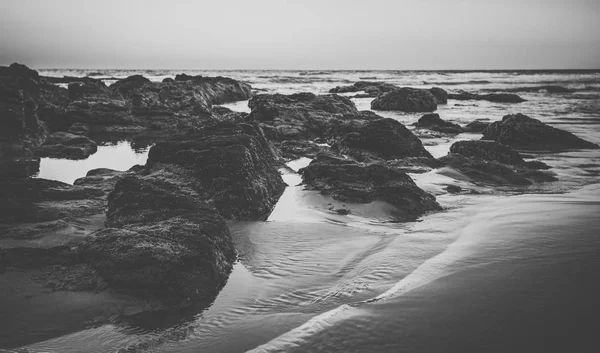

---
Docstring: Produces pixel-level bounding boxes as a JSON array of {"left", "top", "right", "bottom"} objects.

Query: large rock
[
  {"left": 145, "top": 122, "right": 286, "bottom": 220},
  {"left": 482, "top": 113, "right": 599, "bottom": 151},
  {"left": 110, "top": 75, "right": 151, "bottom": 97},
  {"left": 248, "top": 93, "right": 360, "bottom": 141},
  {"left": 300, "top": 153, "right": 441, "bottom": 221},
  {"left": 414, "top": 113, "right": 462, "bottom": 134},
  {"left": 0, "top": 63, "right": 40, "bottom": 80},
  {"left": 371, "top": 88, "right": 439, "bottom": 112},
  {"left": 448, "top": 91, "right": 525, "bottom": 103},
  {"left": 79, "top": 174, "right": 236, "bottom": 306},
  {"left": 330, "top": 118, "right": 433, "bottom": 162},
  {"left": 462, "top": 119, "right": 490, "bottom": 133},
  {"left": 37, "top": 132, "right": 98, "bottom": 159}
]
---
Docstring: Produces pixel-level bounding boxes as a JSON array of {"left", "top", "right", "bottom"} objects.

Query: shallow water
[{"left": 9, "top": 70, "right": 600, "bottom": 352}]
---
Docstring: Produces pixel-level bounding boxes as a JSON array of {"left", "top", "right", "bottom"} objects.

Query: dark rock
[
  {"left": 330, "top": 118, "right": 434, "bottom": 162},
  {"left": 371, "top": 88, "right": 438, "bottom": 112},
  {"left": 110, "top": 75, "right": 151, "bottom": 97},
  {"left": 462, "top": 119, "right": 490, "bottom": 133},
  {"left": 0, "top": 63, "right": 40, "bottom": 80},
  {"left": 68, "top": 122, "right": 90, "bottom": 135},
  {"left": 248, "top": 93, "right": 360, "bottom": 141},
  {"left": 37, "top": 132, "right": 98, "bottom": 159},
  {"left": 162, "top": 77, "right": 174, "bottom": 83},
  {"left": 145, "top": 122, "right": 286, "bottom": 220},
  {"left": 429, "top": 87, "right": 448, "bottom": 104},
  {"left": 414, "top": 113, "right": 462, "bottom": 134},
  {"left": 448, "top": 91, "right": 525, "bottom": 103},
  {"left": 79, "top": 174, "right": 235, "bottom": 306},
  {"left": 276, "top": 140, "right": 331, "bottom": 161},
  {"left": 482, "top": 113, "right": 599, "bottom": 151},
  {"left": 329, "top": 81, "right": 398, "bottom": 97},
  {"left": 449, "top": 140, "right": 525, "bottom": 165},
  {"left": 300, "top": 153, "right": 441, "bottom": 221},
  {"left": 493, "top": 86, "right": 573, "bottom": 94},
  {"left": 445, "top": 185, "right": 462, "bottom": 193}
]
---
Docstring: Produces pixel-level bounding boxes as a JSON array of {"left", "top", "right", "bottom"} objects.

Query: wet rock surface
[
  {"left": 482, "top": 113, "right": 599, "bottom": 151},
  {"left": 329, "top": 81, "right": 399, "bottom": 98},
  {"left": 300, "top": 153, "right": 442, "bottom": 221},
  {"left": 37, "top": 132, "right": 98, "bottom": 159}
]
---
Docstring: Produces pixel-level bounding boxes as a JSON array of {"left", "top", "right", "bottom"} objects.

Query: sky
[{"left": 1, "top": 0, "right": 599, "bottom": 69}]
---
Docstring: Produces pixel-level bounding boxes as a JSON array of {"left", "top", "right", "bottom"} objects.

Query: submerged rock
[
  {"left": 330, "top": 118, "right": 433, "bottom": 162},
  {"left": 414, "top": 113, "right": 462, "bottom": 134},
  {"left": 300, "top": 153, "right": 441, "bottom": 221},
  {"left": 371, "top": 87, "right": 440, "bottom": 112},
  {"left": 248, "top": 92, "right": 360, "bottom": 141},
  {"left": 448, "top": 91, "right": 525, "bottom": 103},
  {"left": 329, "top": 81, "right": 398, "bottom": 97},
  {"left": 37, "top": 132, "right": 98, "bottom": 159},
  {"left": 482, "top": 113, "right": 599, "bottom": 151}
]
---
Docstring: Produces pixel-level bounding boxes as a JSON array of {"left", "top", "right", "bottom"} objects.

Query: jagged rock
[
  {"left": 0, "top": 63, "right": 40, "bottom": 80},
  {"left": 462, "top": 119, "right": 490, "bottom": 133},
  {"left": 448, "top": 91, "right": 525, "bottom": 103},
  {"left": 371, "top": 87, "right": 438, "bottom": 112},
  {"left": 248, "top": 93, "right": 360, "bottom": 141},
  {"left": 300, "top": 153, "right": 441, "bottom": 221},
  {"left": 145, "top": 122, "right": 286, "bottom": 220},
  {"left": 414, "top": 113, "right": 462, "bottom": 134},
  {"left": 482, "top": 113, "right": 599, "bottom": 151},
  {"left": 330, "top": 118, "right": 433, "bottom": 162},
  {"left": 37, "top": 132, "right": 98, "bottom": 159},
  {"left": 110, "top": 75, "right": 151, "bottom": 97}
]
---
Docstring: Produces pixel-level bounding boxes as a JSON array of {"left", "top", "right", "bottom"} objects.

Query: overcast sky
[{"left": 1, "top": 0, "right": 598, "bottom": 69}]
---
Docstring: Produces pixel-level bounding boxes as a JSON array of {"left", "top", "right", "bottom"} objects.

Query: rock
[
  {"left": 494, "top": 86, "right": 573, "bottom": 94},
  {"left": 462, "top": 119, "right": 490, "bottom": 133},
  {"left": 300, "top": 153, "right": 441, "bottom": 221},
  {"left": 110, "top": 75, "right": 151, "bottom": 97},
  {"left": 0, "top": 63, "right": 40, "bottom": 80},
  {"left": 414, "top": 113, "right": 463, "bottom": 134},
  {"left": 248, "top": 93, "right": 360, "bottom": 141},
  {"left": 0, "top": 77, "right": 48, "bottom": 177},
  {"left": 330, "top": 118, "right": 434, "bottom": 162},
  {"left": 371, "top": 87, "right": 438, "bottom": 112},
  {"left": 79, "top": 174, "right": 235, "bottom": 306},
  {"left": 445, "top": 185, "right": 462, "bottom": 193},
  {"left": 329, "top": 81, "right": 398, "bottom": 97},
  {"left": 145, "top": 122, "right": 286, "bottom": 220},
  {"left": 429, "top": 87, "right": 448, "bottom": 104},
  {"left": 37, "top": 132, "right": 98, "bottom": 159},
  {"left": 449, "top": 140, "right": 526, "bottom": 166},
  {"left": 438, "top": 153, "right": 557, "bottom": 186},
  {"left": 448, "top": 91, "right": 525, "bottom": 103},
  {"left": 482, "top": 113, "right": 599, "bottom": 151}
]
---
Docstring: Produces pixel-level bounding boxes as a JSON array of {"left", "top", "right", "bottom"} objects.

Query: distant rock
[
  {"left": 0, "top": 63, "right": 40, "bottom": 80},
  {"left": 300, "top": 153, "right": 441, "bottom": 221},
  {"left": 330, "top": 118, "right": 434, "bottom": 161},
  {"left": 462, "top": 119, "right": 490, "bottom": 133},
  {"left": 371, "top": 87, "right": 440, "bottom": 112},
  {"left": 414, "top": 113, "right": 462, "bottom": 134},
  {"left": 110, "top": 75, "right": 151, "bottom": 96},
  {"left": 482, "top": 113, "right": 599, "bottom": 151},
  {"left": 37, "top": 131, "right": 98, "bottom": 159},
  {"left": 329, "top": 81, "right": 398, "bottom": 97},
  {"left": 448, "top": 91, "right": 525, "bottom": 103},
  {"left": 494, "top": 85, "right": 573, "bottom": 94}
]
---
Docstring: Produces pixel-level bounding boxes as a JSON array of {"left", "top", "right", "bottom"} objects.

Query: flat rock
[
  {"left": 371, "top": 87, "right": 439, "bottom": 112},
  {"left": 414, "top": 113, "right": 462, "bottom": 134},
  {"left": 37, "top": 132, "right": 98, "bottom": 159},
  {"left": 448, "top": 91, "right": 525, "bottom": 103}
]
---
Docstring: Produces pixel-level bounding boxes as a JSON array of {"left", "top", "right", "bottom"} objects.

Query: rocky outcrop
[
  {"left": 371, "top": 88, "right": 442, "bottom": 112},
  {"left": 448, "top": 91, "right": 525, "bottom": 103},
  {"left": 329, "top": 81, "right": 398, "bottom": 98},
  {"left": 79, "top": 174, "right": 236, "bottom": 306},
  {"left": 300, "top": 153, "right": 441, "bottom": 221},
  {"left": 330, "top": 118, "right": 433, "bottom": 162},
  {"left": 0, "top": 63, "right": 40, "bottom": 80},
  {"left": 248, "top": 93, "right": 360, "bottom": 141},
  {"left": 414, "top": 113, "right": 462, "bottom": 134},
  {"left": 439, "top": 140, "right": 556, "bottom": 185},
  {"left": 482, "top": 113, "right": 599, "bottom": 151},
  {"left": 429, "top": 87, "right": 448, "bottom": 104},
  {"left": 110, "top": 75, "right": 151, "bottom": 97},
  {"left": 36, "top": 132, "right": 98, "bottom": 159}
]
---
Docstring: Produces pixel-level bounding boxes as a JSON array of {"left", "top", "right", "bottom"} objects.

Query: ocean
[{"left": 5, "top": 69, "right": 600, "bottom": 352}]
